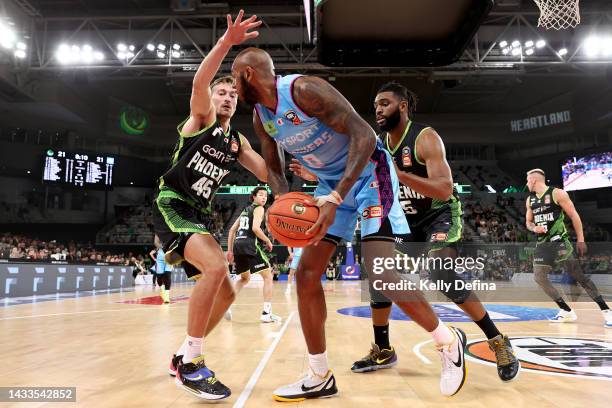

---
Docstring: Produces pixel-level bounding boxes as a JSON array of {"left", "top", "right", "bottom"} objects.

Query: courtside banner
[{"left": 341, "top": 265, "right": 360, "bottom": 280}]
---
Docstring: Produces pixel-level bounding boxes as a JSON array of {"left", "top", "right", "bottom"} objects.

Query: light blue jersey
[
  {"left": 290, "top": 247, "right": 303, "bottom": 270},
  {"left": 255, "top": 74, "right": 409, "bottom": 242},
  {"left": 156, "top": 249, "right": 170, "bottom": 274},
  {"left": 255, "top": 74, "right": 381, "bottom": 181}
]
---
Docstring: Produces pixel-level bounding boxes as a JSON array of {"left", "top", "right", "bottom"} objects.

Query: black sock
[
  {"left": 474, "top": 312, "right": 501, "bottom": 339},
  {"left": 555, "top": 298, "right": 572, "bottom": 312},
  {"left": 594, "top": 296, "right": 610, "bottom": 311},
  {"left": 373, "top": 324, "right": 390, "bottom": 350}
]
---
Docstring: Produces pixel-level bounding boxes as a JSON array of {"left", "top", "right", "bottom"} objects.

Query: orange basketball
[{"left": 266, "top": 192, "right": 319, "bottom": 248}]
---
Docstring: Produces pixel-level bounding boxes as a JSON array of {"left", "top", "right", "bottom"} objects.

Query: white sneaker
[
  {"left": 603, "top": 309, "right": 612, "bottom": 328},
  {"left": 224, "top": 307, "right": 232, "bottom": 321},
  {"left": 437, "top": 327, "right": 467, "bottom": 397},
  {"left": 261, "top": 312, "right": 282, "bottom": 323},
  {"left": 549, "top": 309, "right": 577, "bottom": 323},
  {"left": 272, "top": 368, "right": 337, "bottom": 402}
]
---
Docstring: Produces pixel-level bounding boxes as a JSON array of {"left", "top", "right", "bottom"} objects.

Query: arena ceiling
[{"left": 1, "top": 0, "right": 612, "bottom": 147}]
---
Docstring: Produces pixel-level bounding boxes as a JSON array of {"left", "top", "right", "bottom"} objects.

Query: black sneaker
[
  {"left": 175, "top": 356, "right": 231, "bottom": 400},
  {"left": 351, "top": 343, "right": 398, "bottom": 373},
  {"left": 168, "top": 354, "right": 182, "bottom": 377},
  {"left": 488, "top": 334, "right": 520, "bottom": 382}
]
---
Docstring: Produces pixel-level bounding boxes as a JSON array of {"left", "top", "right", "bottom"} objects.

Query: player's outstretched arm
[
  {"left": 395, "top": 129, "right": 453, "bottom": 201},
  {"left": 252, "top": 110, "right": 289, "bottom": 196},
  {"left": 252, "top": 206, "right": 273, "bottom": 251},
  {"left": 292, "top": 76, "right": 376, "bottom": 199},
  {"left": 182, "top": 10, "right": 261, "bottom": 135},
  {"left": 226, "top": 216, "right": 240, "bottom": 264},
  {"left": 237, "top": 135, "right": 268, "bottom": 182}
]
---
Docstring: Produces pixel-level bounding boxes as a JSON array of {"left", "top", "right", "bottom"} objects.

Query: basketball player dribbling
[
  {"left": 292, "top": 81, "right": 520, "bottom": 381},
  {"left": 231, "top": 48, "right": 469, "bottom": 400},
  {"left": 525, "top": 169, "right": 611, "bottom": 327},
  {"left": 226, "top": 186, "right": 281, "bottom": 322},
  {"left": 152, "top": 11, "right": 268, "bottom": 400}
]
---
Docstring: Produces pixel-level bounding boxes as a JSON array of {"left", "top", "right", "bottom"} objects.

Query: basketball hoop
[{"left": 534, "top": 0, "right": 580, "bottom": 30}]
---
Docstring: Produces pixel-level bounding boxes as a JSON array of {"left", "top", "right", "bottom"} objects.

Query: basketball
[{"left": 266, "top": 192, "right": 319, "bottom": 247}]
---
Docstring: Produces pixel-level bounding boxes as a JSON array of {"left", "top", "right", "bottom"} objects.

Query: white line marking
[
  {"left": 0, "top": 307, "right": 159, "bottom": 321},
  {"left": 412, "top": 339, "right": 434, "bottom": 365},
  {"left": 233, "top": 311, "right": 295, "bottom": 408}
]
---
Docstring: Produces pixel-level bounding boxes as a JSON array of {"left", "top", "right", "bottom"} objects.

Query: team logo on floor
[
  {"left": 466, "top": 336, "right": 612, "bottom": 380},
  {"left": 337, "top": 304, "right": 559, "bottom": 322}
]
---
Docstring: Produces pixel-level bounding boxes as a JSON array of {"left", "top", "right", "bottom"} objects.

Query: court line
[
  {"left": 412, "top": 339, "right": 434, "bottom": 364},
  {"left": 0, "top": 307, "right": 160, "bottom": 321},
  {"left": 233, "top": 311, "right": 295, "bottom": 408}
]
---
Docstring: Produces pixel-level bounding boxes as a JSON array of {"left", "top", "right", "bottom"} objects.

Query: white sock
[
  {"left": 430, "top": 320, "right": 454, "bottom": 346},
  {"left": 182, "top": 335, "right": 203, "bottom": 363},
  {"left": 176, "top": 337, "right": 188, "bottom": 357},
  {"left": 308, "top": 351, "right": 329, "bottom": 377},
  {"left": 263, "top": 302, "right": 272, "bottom": 314}
]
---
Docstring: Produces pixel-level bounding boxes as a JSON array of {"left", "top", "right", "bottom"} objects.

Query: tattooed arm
[{"left": 292, "top": 76, "right": 376, "bottom": 199}]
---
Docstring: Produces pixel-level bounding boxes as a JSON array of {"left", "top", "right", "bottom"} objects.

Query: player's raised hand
[
  {"left": 289, "top": 159, "right": 318, "bottom": 182},
  {"left": 221, "top": 10, "right": 262, "bottom": 46}
]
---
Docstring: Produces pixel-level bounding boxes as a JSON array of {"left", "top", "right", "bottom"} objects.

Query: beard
[
  {"left": 378, "top": 109, "right": 402, "bottom": 132},
  {"left": 239, "top": 75, "right": 260, "bottom": 107}
]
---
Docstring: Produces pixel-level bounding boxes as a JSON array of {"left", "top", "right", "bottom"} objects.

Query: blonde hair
[
  {"left": 210, "top": 75, "right": 235, "bottom": 91},
  {"left": 526, "top": 168, "right": 546, "bottom": 177}
]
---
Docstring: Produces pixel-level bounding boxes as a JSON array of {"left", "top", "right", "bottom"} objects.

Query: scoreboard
[{"left": 43, "top": 149, "right": 115, "bottom": 189}]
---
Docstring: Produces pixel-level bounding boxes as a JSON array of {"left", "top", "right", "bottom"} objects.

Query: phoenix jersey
[
  {"left": 255, "top": 74, "right": 388, "bottom": 181},
  {"left": 233, "top": 204, "right": 264, "bottom": 256},
  {"left": 528, "top": 186, "right": 569, "bottom": 243},
  {"left": 159, "top": 118, "right": 242, "bottom": 209},
  {"left": 383, "top": 121, "right": 460, "bottom": 224}
]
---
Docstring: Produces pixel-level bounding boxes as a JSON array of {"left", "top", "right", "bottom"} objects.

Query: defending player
[
  {"left": 153, "top": 11, "right": 267, "bottom": 400},
  {"left": 232, "top": 48, "right": 469, "bottom": 400},
  {"left": 525, "top": 169, "right": 611, "bottom": 327},
  {"left": 226, "top": 186, "right": 281, "bottom": 322}
]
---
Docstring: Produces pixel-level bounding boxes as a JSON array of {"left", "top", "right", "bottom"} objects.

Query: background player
[
  {"left": 149, "top": 235, "right": 172, "bottom": 303},
  {"left": 232, "top": 48, "right": 468, "bottom": 400},
  {"left": 525, "top": 169, "right": 611, "bottom": 327},
  {"left": 226, "top": 186, "right": 280, "bottom": 322},
  {"left": 285, "top": 246, "right": 302, "bottom": 294},
  {"left": 153, "top": 11, "right": 267, "bottom": 400}
]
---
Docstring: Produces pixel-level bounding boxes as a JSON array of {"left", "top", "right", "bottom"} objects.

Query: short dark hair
[
  {"left": 377, "top": 81, "right": 418, "bottom": 117},
  {"left": 250, "top": 186, "right": 268, "bottom": 202}
]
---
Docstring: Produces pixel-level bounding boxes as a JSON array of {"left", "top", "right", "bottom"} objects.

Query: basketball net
[{"left": 534, "top": 0, "right": 580, "bottom": 30}]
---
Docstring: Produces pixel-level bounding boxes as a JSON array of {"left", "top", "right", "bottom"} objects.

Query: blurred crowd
[{"left": 0, "top": 233, "right": 143, "bottom": 265}]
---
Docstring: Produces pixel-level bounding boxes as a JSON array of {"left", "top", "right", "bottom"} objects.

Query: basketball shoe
[
  {"left": 168, "top": 354, "right": 182, "bottom": 376},
  {"left": 603, "top": 309, "right": 612, "bottom": 328},
  {"left": 437, "top": 327, "right": 467, "bottom": 397},
  {"left": 351, "top": 343, "right": 398, "bottom": 373},
  {"left": 487, "top": 334, "right": 520, "bottom": 381},
  {"left": 175, "top": 356, "right": 230, "bottom": 400},
  {"left": 549, "top": 309, "right": 577, "bottom": 323},
  {"left": 261, "top": 312, "right": 281, "bottom": 323},
  {"left": 272, "top": 368, "right": 337, "bottom": 402}
]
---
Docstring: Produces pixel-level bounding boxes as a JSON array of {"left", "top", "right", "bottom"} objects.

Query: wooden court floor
[{"left": 1, "top": 280, "right": 610, "bottom": 408}]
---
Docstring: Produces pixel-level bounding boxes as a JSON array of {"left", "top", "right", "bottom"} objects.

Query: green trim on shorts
[
  {"left": 156, "top": 190, "right": 211, "bottom": 235},
  {"left": 255, "top": 240, "right": 270, "bottom": 265}
]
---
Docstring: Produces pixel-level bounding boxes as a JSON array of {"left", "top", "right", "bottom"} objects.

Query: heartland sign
[{"left": 510, "top": 110, "right": 571, "bottom": 132}]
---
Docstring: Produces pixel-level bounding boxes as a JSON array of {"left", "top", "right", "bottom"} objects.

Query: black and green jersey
[
  {"left": 528, "top": 186, "right": 569, "bottom": 243},
  {"left": 158, "top": 118, "right": 242, "bottom": 209},
  {"left": 234, "top": 204, "right": 264, "bottom": 256},
  {"left": 382, "top": 121, "right": 461, "bottom": 224}
]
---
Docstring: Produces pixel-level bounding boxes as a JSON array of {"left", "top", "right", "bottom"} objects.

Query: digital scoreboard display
[{"left": 43, "top": 149, "right": 115, "bottom": 189}]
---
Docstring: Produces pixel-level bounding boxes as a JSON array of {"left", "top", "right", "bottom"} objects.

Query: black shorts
[
  {"left": 402, "top": 207, "right": 463, "bottom": 252},
  {"left": 233, "top": 250, "right": 271, "bottom": 274},
  {"left": 153, "top": 189, "right": 212, "bottom": 280},
  {"left": 533, "top": 239, "right": 574, "bottom": 268}
]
